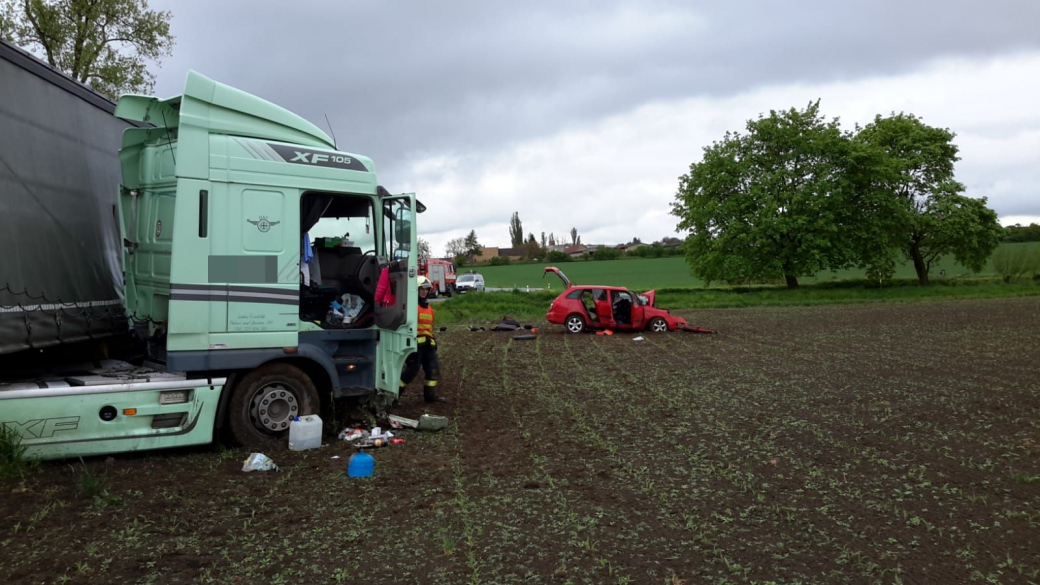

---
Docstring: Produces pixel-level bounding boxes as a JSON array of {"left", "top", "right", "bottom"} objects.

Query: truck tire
[
  {"left": 227, "top": 363, "right": 320, "bottom": 450},
  {"left": 648, "top": 317, "right": 668, "bottom": 332}
]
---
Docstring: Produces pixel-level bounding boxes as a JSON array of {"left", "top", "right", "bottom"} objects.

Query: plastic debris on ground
[
  {"left": 512, "top": 334, "right": 536, "bottom": 341},
  {"left": 338, "top": 425, "right": 397, "bottom": 448},
  {"left": 242, "top": 453, "right": 279, "bottom": 472},
  {"left": 388, "top": 413, "right": 450, "bottom": 432},
  {"left": 633, "top": 336, "right": 645, "bottom": 341}
]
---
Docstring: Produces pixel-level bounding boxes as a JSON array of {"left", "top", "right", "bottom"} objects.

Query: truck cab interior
[{"left": 299, "top": 192, "right": 381, "bottom": 328}]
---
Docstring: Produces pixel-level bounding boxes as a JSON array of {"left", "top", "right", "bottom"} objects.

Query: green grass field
[{"left": 473, "top": 242, "right": 1039, "bottom": 290}]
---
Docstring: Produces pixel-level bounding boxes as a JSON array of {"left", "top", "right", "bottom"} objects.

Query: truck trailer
[{"left": 0, "top": 40, "right": 421, "bottom": 460}]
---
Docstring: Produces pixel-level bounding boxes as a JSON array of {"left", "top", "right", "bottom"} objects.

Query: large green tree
[
  {"left": 856, "top": 114, "right": 1002, "bottom": 285},
  {"left": 672, "top": 101, "right": 888, "bottom": 288},
  {"left": 1, "top": 0, "right": 173, "bottom": 99}
]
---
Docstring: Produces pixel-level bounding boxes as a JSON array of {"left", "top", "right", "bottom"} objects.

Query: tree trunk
[
  {"left": 784, "top": 274, "right": 799, "bottom": 289},
  {"left": 909, "top": 241, "right": 930, "bottom": 286}
]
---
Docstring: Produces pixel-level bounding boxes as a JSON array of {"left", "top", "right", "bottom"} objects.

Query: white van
[{"left": 455, "top": 272, "right": 485, "bottom": 293}]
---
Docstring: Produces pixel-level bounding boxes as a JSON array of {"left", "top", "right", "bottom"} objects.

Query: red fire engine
[{"left": 418, "top": 258, "right": 457, "bottom": 297}]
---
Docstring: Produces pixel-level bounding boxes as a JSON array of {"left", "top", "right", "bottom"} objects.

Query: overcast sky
[{"left": 151, "top": 0, "right": 1040, "bottom": 256}]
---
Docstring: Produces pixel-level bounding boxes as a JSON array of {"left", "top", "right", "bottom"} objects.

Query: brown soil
[{"left": 2, "top": 298, "right": 1039, "bottom": 584}]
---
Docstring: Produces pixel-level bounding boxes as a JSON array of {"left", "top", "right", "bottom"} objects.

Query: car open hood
[
  {"left": 642, "top": 290, "right": 656, "bottom": 307},
  {"left": 543, "top": 266, "right": 572, "bottom": 288}
]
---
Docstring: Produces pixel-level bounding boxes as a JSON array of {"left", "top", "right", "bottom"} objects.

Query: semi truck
[{"left": 0, "top": 39, "right": 421, "bottom": 460}]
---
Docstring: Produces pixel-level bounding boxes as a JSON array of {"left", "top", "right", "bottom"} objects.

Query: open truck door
[{"left": 374, "top": 193, "right": 420, "bottom": 397}]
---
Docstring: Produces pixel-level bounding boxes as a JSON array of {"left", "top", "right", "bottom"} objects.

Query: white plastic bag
[{"left": 242, "top": 453, "right": 279, "bottom": 472}]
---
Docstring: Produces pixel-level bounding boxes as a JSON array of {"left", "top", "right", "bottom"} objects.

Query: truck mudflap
[{"left": 0, "top": 376, "right": 226, "bottom": 461}]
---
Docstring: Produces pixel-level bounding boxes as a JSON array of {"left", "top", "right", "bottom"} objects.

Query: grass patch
[
  {"left": 1013, "top": 473, "right": 1040, "bottom": 484},
  {"left": 472, "top": 242, "right": 1040, "bottom": 290},
  {"left": 438, "top": 290, "right": 555, "bottom": 325},
  {"left": 437, "top": 279, "right": 1040, "bottom": 325},
  {"left": 74, "top": 461, "right": 123, "bottom": 507},
  {"left": 0, "top": 426, "right": 37, "bottom": 483}
]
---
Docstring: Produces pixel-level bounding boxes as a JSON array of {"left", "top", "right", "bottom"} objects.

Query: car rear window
[{"left": 566, "top": 289, "right": 583, "bottom": 299}]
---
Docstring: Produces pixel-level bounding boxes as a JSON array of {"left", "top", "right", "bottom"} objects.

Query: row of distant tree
[{"left": 1001, "top": 224, "right": 1040, "bottom": 243}]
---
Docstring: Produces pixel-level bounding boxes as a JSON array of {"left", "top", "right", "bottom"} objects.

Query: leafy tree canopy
[
  {"left": 856, "top": 113, "right": 1001, "bottom": 284},
  {"left": 672, "top": 100, "right": 878, "bottom": 288},
  {"left": 2, "top": 0, "right": 174, "bottom": 99}
]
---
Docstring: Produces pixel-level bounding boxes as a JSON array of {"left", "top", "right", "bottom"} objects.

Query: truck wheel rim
[
  {"left": 567, "top": 317, "right": 583, "bottom": 333},
  {"left": 250, "top": 383, "right": 299, "bottom": 432},
  {"left": 653, "top": 320, "right": 667, "bottom": 332}
]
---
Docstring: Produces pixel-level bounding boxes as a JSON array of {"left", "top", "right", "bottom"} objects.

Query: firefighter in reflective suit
[{"left": 399, "top": 276, "right": 446, "bottom": 403}]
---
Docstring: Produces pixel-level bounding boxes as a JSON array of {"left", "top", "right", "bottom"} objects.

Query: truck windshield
[{"left": 309, "top": 216, "right": 375, "bottom": 251}]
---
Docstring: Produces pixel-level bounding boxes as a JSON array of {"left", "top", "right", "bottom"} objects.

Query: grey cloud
[{"left": 152, "top": 0, "right": 1040, "bottom": 178}]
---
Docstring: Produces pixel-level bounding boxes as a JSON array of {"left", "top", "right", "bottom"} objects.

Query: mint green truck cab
[{"left": 1, "top": 71, "right": 419, "bottom": 457}]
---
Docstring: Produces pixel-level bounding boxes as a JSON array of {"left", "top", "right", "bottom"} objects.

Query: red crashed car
[{"left": 543, "top": 267, "right": 688, "bottom": 334}]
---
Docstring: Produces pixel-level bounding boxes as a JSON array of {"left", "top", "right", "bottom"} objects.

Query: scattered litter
[
  {"left": 513, "top": 334, "right": 536, "bottom": 341},
  {"left": 331, "top": 455, "right": 341, "bottom": 460},
  {"left": 347, "top": 452, "right": 375, "bottom": 477},
  {"left": 596, "top": 330, "right": 615, "bottom": 336},
  {"left": 388, "top": 413, "right": 449, "bottom": 432},
  {"left": 339, "top": 427, "right": 369, "bottom": 442},
  {"left": 468, "top": 326, "right": 487, "bottom": 332},
  {"left": 491, "top": 315, "right": 521, "bottom": 331},
  {"left": 391, "top": 438, "right": 406, "bottom": 445},
  {"left": 370, "top": 427, "right": 394, "bottom": 441},
  {"left": 418, "top": 414, "right": 449, "bottom": 432},
  {"left": 633, "top": 336, "right": 645, "bottom": 341},
  {"left": 439, "top": 326, "right": 448, "bottom": 332},
  {"left": 523, "top": 324, "right": 533, "bottom": 330},
  {"left": 681, "top": 325, "right": 717, "bottom": 334},
  {"left": 388, "top": 415, "right": 414, "bottom": 429},
  {"left": 242, "top": 453, "right": 279, "bottom": 472}
]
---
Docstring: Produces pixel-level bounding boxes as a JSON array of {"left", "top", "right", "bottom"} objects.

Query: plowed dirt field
[{"left": 3, "top": 298, "right": 1039, "bottom": 584}]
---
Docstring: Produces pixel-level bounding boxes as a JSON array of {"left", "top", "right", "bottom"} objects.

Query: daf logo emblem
[
  {"left": 247, "top": 215, "right": 281, "bottom": 233},
  {"left": 155, "top": 220, "right": 162, "bottom": 238}
]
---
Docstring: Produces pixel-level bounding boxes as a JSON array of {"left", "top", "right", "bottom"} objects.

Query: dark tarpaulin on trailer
[{"left": 0, "top": 39, "right": 134, "bottom": 355}]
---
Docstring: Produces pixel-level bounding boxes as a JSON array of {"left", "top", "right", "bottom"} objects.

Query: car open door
[
  {"left": 609, "top": 289, "right": 639, "bottom": 330},
  {"left": 627, "top": 290, "right": 647, "bottom": 329},
  {"left": 375, "top": 193, "right": 419, "bottom": 396}
]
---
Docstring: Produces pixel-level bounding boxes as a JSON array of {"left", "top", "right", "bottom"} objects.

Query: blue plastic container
[{"left": 347, "top": 452, "right": 374, "bottom": 477}]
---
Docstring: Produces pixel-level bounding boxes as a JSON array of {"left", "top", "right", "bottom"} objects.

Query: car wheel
[
  {"left": 649, "top": 317, "right": 668, "bottom": 332},
  {"left": 228, "top": 363, "right": 320, "bottom": 450},
  {"left": 565, "top": 314, "right": 586, "bottom": 334}
]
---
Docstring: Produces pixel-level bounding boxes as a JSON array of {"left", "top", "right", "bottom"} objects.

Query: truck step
[
  {"left": 337, "top": 386, "right": 376, "bottom": 398},
  {"left": 334, "top": 355, "right": 372, "bottom": 366}
]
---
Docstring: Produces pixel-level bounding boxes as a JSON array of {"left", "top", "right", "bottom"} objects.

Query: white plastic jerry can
[{"left": 288, "top": 415, "right": 323, "bottom": 451}]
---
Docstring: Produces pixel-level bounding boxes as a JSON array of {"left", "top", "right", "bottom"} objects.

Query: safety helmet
[{"left": 417, "top": 276, "right": 432, "bottom": 290}]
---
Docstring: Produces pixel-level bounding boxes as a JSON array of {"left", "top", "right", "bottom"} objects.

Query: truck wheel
[
  {"left": 648, "top": 317, "right": 668, "bottom": 332},
  {"left": 565, "top": 314, "right": 586, "bottom": 334},
  {"left": 228, "top": 363, "right": 319, "bottom": 449}
]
